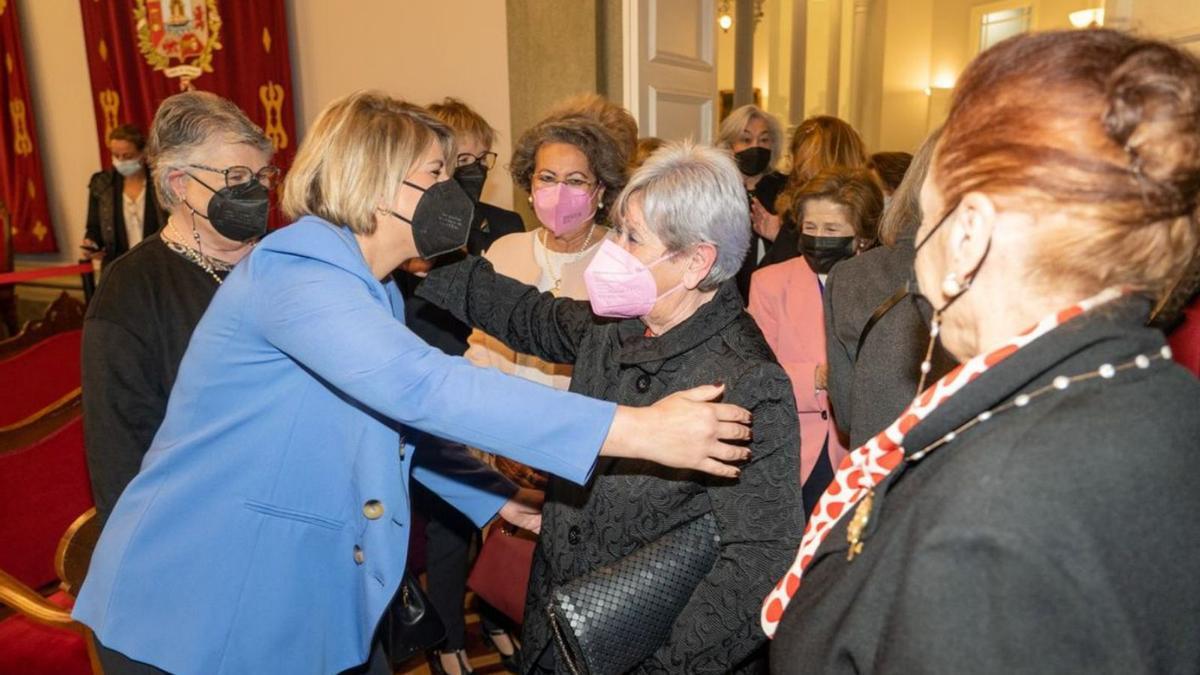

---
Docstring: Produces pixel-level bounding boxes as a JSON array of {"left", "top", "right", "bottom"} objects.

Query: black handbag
[
  {"left": 383, "top": 572, "right": 447, "bottom": 667},
  {"left": 546, "top": 513, "right": 720, "bottom": 675}
]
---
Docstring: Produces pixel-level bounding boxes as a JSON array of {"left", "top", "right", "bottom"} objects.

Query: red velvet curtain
[
  {"left": 78, "top": 0, "right": 297, "bottom": 228},
  {"left": 0, "top": 0, "right": 58, "bottom": 255}
]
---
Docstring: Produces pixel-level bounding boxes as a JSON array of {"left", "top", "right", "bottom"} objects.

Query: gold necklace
[{"left": 537, "top": 225, "right": 596, "bottom": 296}]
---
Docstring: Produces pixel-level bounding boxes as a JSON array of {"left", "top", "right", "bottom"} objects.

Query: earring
[
  {"left": 941, "top": 272, "right": 964, "bottom": 298},
  {"left": 527, "top": 194, "right": 533, "bottom": 206}
]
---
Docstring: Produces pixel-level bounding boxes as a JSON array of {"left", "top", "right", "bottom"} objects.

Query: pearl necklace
[
  {"left": 536, "top": 224, "right": 596, "bottom": 296},
  {"left": 907, "top": 344, "right": 1174, "bottom": 462},
  {"left": 165, "top": 220, "right": 237, "bottom": 286}
]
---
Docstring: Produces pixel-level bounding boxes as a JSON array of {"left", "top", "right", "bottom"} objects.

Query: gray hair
[
  {"left": 614, "top": 140, "right": 750, "bottom": 291},
  {"left": 148, "top": 91, "right": 274, "bottom": 209},
  {"left": 716, "top": 104, "right": 784, "bottom": 171}
]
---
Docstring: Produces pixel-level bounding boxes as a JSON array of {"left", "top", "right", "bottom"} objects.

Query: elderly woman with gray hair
[
  {"left": 419, "top": 140, "right": 803, "bottom": 674},
  {"left": 82, "top": 90, "right": 277, "bottom": 526}
]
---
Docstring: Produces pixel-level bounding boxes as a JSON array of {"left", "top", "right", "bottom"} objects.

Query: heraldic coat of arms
[{"left": 134, "top": 0, "right": 223, "bottom": 88}]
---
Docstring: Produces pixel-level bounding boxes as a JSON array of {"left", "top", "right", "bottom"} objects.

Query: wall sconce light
[
  {"left": 1068, "top": 8, "right": 1104, "bottom": 28},
  {"left": 718, "top": 1, "right": 733, "bottom": 32}
]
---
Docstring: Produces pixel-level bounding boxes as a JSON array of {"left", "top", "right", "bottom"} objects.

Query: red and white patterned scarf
[{"left": 761, "top": 287, "right": 1124, "bottom": 637}]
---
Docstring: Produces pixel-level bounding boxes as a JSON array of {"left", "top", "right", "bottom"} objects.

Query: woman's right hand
[
  {"left": 751, "top": 198, "right": 782, "bottom": 242},
  {"left": 602, "top": 384, "right": 752, "bottom": 478}
]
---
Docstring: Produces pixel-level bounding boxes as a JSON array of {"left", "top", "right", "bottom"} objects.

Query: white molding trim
[{"left": 623, "top": 0, "right": 640, "bottom": 117}]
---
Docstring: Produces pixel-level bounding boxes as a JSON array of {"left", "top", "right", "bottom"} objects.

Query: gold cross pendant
[{"left": 846, "top": 490, "right": 875, "bottom": 562}]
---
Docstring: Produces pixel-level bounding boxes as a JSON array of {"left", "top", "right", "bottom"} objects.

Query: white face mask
[{"left": 112, "top": 157, "right": 143, "bottom": 177}]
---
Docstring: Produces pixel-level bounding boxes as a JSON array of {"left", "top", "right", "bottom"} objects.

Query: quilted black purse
[
  {"left": 383, "top": 572, "right": 446, "bottom": 667},
  {"left": 546, "top": 513, "right": 720, "bottom": 675}
]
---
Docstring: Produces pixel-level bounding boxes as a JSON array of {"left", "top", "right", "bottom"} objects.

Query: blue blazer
[{"left": 73, "top": 216, "right": 615, "bottom": 674}]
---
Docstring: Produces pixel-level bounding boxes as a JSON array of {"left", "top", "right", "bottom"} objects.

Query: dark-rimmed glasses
[
  {"left": 456, "top": 151, "right": 498, "bottom": 169},
  {"left": 189, "top": 163, "right": 282, "bottom": 190}
]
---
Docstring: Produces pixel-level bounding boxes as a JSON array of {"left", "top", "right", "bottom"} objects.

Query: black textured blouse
[{"left": 419, "top": 256, "right": 804, "bottom": 674}]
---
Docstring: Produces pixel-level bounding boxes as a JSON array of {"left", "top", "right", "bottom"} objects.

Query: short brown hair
[
  {"left": 778, "top": 116, "right": 868, "bottom": 221},
  {"left": 869, "top": 152, "right": 913, "bottom": 193},
  {"left": 543, "top": 93, "right": 639, "bottom": 165},
  {"left": 878, "top": 130, "right": 939, "bottom": 246},
  {"left": 791, "top": 167, "right": 884, "bottom": 244},
  {"left": 109, "top": 123, "right": 147, "bottom": 152},
  {"left": 427, "top": 97, "right": 496, "bottom": 149},
  {"left": 510, "top": 114, "right": 629, "bottom": 217},
  {"left": 632, "top": 137, "right": 666, "bottom": 168},
  {"left": 282, "top": 91, "right": 454, "bottom": 235},
  {"left": 934, "top": 29, "right": 1200, "bottom": 298}
]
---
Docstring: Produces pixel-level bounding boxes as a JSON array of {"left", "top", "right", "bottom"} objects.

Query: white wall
[
  {"left": 14, "top": 0, "right": 514, "bottom": 269},
  {"left": 17, "top": 0, "right": 97, "bottom": 267},
  {"left": 286, "top": 0, "right": 514, "bottom": 209}
]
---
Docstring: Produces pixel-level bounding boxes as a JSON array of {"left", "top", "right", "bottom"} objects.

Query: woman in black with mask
[
  {"left": 748, "top": 167, "right": 883, "bottom": 513},
  {"left": 82, "top": 91, "right": 277, "bottom": 527},
  {"left": 718, "top": 104, "right": 787, "bottom": 302},
  {"left": 398, "top": 97, "right": 527, "bottom": 675}
]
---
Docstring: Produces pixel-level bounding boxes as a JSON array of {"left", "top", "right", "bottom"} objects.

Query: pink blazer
[{"left": 748, "top": 258, "right": 849, "bottom": 485}]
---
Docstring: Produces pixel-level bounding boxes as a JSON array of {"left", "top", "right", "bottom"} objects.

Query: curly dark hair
[{"left": 510, "top": 114, "right": 629, "bottom": 218}]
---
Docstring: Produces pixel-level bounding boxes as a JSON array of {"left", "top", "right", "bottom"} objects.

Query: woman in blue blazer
[{"left": 73, "top": 91, "right": 752, "bottom": 675}]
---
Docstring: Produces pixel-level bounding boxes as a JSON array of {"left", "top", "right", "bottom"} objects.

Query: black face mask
[
  {"left": 800, "top": 233, "right": 856, "bottom": 274},
  {"left": 387, "top": 179, "right": 475, "bottom": 259},
  {"left": 734, "top": 146, "right": 771, "bottom": 177},
  {"left": 453, "top": 162, "right": 488, "bottom": 205},
  {"left": 186, "top": 175, "right": 270, "bottom": 242}
]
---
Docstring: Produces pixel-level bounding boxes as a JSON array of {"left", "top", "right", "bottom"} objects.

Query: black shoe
[
  {"left": 428, "top": 649, "right": 474, "bottom": 675},
  {"left": 482, "top": 630, "right": 522, "bottom": 673}
]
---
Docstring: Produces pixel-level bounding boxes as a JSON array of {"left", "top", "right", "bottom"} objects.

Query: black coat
[
  {"left": 85, "top": 169, "right": 165, "bottom": 262},
  {"left": 735, "top": 171, "right": 798, "bottom": 303},
  {"left": 822, "top": 237, "right": 954, "bottom": 447},
  {"left": 770, "top": 298, "right": 1200, "bottom": 674},
  {"left": 419, "top": 259, "right": 804, "bottom": 674}
]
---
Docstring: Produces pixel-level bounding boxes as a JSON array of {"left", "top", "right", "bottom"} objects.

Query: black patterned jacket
[{"left": 419, "top": 257, "right": 804, "bottom": 674}]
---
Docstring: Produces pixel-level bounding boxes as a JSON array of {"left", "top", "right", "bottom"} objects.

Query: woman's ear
[
  {"left": 682, "top": 243, "right": 718, "bottom": 290},
  {"left": 948, "top": 191, "right": 996, "bottom": 284},
  {"left": 168, "top": 170, "right": 189, "bottom": 203}
]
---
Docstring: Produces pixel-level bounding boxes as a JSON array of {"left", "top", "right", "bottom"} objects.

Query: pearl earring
[{"left": 941, "top": 272, "right": 964, "bottom": 298}]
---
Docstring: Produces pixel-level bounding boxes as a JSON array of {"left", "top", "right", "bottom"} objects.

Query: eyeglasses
[
  {"left": 456, "top": 151, "right": 498, "bottom": 169},
  {"left": 533, "top": 173, "right": 595, "bottom": 191},
  {"left": 189, "top": 163, "right": 282, "bottom": 190}
]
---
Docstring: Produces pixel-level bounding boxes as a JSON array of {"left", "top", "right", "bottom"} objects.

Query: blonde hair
[
  {"left": 281, "top": 91, "right": 454, "bottom": 235},
  {"left": 777, "top": 116, "right": 868, "bottom": 220},
  {"left": 716, "top": 104, "right": 784, "bottom": 171},
  {"left": 427, "top": 97, "right": 496, "bottom": 149}
]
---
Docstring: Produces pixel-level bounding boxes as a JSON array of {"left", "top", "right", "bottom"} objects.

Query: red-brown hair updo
[{"left": 933, "top": 29, "right": 1200, "bottom": 298}]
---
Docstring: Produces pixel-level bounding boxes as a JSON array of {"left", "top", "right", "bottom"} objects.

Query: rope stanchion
[{"left": 0, "top": 263, "right": 94, "bottom": 286}]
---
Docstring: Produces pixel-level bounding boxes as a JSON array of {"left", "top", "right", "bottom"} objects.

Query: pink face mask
[
  {"left": 533, "top": 182, "right": 597, "bottom": 236},
  {"left": 583, "top": 240, "right": 685, "bottom": 318}
]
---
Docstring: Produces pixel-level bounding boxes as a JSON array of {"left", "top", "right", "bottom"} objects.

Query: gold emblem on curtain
[
  {"left": 9, "top": 98, "right": 31, "bottom": 155},
  {"left": 99, "top": 89, "right": 121, "bottom": 141},
  {"left": 259, "top": 82, "right": 288, "bottom": 150},
  {"left": 133, "top": 0, "right": 223, "bottom": 89}
]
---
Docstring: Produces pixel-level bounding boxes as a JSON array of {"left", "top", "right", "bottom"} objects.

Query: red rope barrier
[{"left": 0, "top": 263, "right": 94, "bottom": 286}]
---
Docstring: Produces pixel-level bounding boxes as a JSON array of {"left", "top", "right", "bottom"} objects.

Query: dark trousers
[
  {"left": 414, "top": 482, "right": 508, "bottom": 651},
  {"left": 800, "top": 436, "right": 834, "bottom": 519}
]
